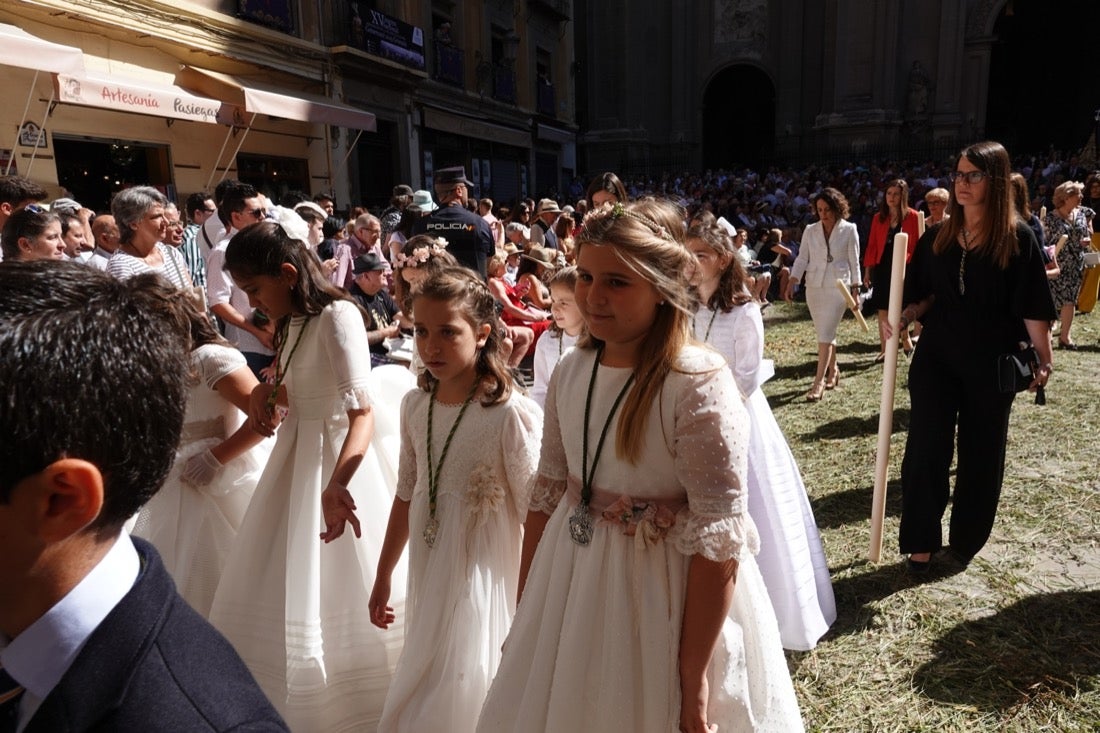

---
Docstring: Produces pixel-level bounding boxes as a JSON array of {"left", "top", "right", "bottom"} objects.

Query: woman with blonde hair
[
  {"left": 478, "top": 199, "right": 803, "bottom": 732},
  {"left": 1043, "top": 180, "right": 1094, "bottom": 348},
  {"left": 924, "top": 187, "right": 950, "bottom": 225}
]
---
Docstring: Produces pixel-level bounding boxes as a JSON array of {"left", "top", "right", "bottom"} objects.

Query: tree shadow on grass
[
  {"left": 913, "top": 590, "right": 1100, "bottom": 711},
  {"left": 810, "top": 482, "right": 902, "bottom": 530},
  {"left": 819, "top": 558, "right": 963, "bottom": 639},
  {"left": 792, "top": 408, "right": 911, "bottom": 441},
  {"left": 761, "top": 307, "right": 812, "bottom": 327},
  {"left": 771, "top": 359, "right": 818, "bottom": 382}
]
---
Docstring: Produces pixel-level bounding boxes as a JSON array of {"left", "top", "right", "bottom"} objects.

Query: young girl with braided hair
[
  {"left": 478, "top": 200, "right": 802, "bottom": 732},
  {"left": 369, "top": 266, "right": 542, "bottom": 733}
]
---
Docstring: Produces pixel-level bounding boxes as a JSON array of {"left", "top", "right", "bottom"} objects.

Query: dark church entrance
[
  {"left": 702, "top": 65, "right": 775, "bottom": 169},
  {"left": 986, "top": 0, "right": 1100, "bottom": 157}
]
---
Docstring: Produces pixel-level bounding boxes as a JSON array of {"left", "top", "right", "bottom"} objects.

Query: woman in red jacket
[{"left": 864, "top": 179, "right": 922, "bottom": 360}]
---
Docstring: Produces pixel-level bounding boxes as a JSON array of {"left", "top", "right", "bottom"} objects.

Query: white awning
[
  {"left": 55, "top": 71, "right": 226, "bottom": 124},
  {"left": 0, "top": 23, "right": 86, "bottom": 175},
  {"left": 176, "top": 66, "right": 377, "bottom": 131},
  {"left": 0, "top": 23, "right": 84, "bottom": 75}
]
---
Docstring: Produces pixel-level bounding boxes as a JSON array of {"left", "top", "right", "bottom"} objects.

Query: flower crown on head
[
  {"left": 579, "top": 201, "right": 675, "bottom": 243},
  {"left": 395, "top": 237, "right": 448, "bottom": 268}
]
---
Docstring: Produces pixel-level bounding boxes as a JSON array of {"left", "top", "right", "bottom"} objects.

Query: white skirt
[{"left": 804, "top": 284, "right": 847, "bottom": 344}]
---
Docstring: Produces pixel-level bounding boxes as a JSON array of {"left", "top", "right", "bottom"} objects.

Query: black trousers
[{"left": 899, "top": 346, "right": 1016, "bottom": 559}]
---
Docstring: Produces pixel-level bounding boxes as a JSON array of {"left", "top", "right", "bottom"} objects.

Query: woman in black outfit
[{"left": 894, "top": 141, "right": 1055, "bottom": 573}]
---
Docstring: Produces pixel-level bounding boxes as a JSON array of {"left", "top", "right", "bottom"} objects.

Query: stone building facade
[{"left": 575, "top": 0, "right": 1100, "bottom": 176}]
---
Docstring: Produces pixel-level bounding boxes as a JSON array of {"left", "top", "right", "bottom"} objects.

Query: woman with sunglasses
[
  {"left": 893, "top": 141, "right": 1055, "bottom": 574},
  {"left": 0, "top": 204, "right": 64, "bottom": 261},
  {"left": 107, "top": 186, "right": 193, "bottom": 289}
]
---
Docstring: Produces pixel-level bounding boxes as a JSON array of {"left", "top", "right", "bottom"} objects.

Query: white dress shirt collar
[{"left": 0, "top": 533, "right": 140, "bottom": 729}]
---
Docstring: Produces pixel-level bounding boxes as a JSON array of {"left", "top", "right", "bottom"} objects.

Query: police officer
[{"left": 412, "top": 166, "right": 494, "bottom": 279}]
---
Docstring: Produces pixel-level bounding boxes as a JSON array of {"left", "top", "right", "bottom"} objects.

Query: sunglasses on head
[{"left": 23, "top": 203, "right": 48, "bottom": 214}]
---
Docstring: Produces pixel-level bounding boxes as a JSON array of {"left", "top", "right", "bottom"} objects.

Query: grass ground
[{"left": 762, "top": 301, "right": 1100, "bottom": 732}]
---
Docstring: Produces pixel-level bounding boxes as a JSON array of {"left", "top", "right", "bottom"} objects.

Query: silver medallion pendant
[
  {"left": 568, "top": 503, "right": 594, "bottom": 546},
  {"left": 423, "top": 516, "right": 440, "bottom": 549}
]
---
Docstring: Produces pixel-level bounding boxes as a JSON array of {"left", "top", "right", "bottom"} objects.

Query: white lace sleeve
[
  {"left": 395, "top": 390, "right": 418, "bottom": 502},
  {"left": 322, "top": 300, "right": 373, "bottom": 411},
  {"left": 669, "top": 365, "right": 759, "bottom": 562},
  {"left": 500, "top": 395, "right": 544, "bottom": 516},
  {"left": 527, "top": 367, "right": 567, "bottom": 514},
  {"left": 196, "top": 343, "right": 247, "bottom": 390},
  {"left": 728, "top": 305, "right": 765, "bottom": 398}
]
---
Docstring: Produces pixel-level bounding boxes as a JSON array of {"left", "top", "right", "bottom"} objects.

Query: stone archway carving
[{"left": 966, "top": 0, "right": 1009, "bottom": 38}]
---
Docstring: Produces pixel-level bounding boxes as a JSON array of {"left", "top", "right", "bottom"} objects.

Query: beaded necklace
[
  {"left": 959, "top": 229, "right": 973, "bottom": 296},
  {"left": 569, "top": 347, "right": 635, "bottom": 546},
  {"left": 422, "top": 379, "right": 479, "bottom": 548},
  {"left": 265, "top": 317, "right": 310, "bottom": 413}
]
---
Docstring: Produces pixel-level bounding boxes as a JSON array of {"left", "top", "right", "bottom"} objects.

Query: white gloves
[{"left": 181, "top": 449, "right": 225, "bottom": 493}]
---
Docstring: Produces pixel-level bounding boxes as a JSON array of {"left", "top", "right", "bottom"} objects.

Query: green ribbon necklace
[
  {"left": 265, "top": 317, "right": 310, "bottom": 414},
  {"left": 569, "top": 347, "right": 635, "bottom": 546},
  {"left": 423, "top": 379, "right": 479, "bottom": 548}
]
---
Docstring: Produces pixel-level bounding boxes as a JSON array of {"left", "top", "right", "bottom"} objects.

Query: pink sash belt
[{"left": 566, "top": 475, "right": 686, "bottom": 539}]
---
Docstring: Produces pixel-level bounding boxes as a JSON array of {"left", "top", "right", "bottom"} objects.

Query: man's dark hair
[
  {"left": 280, "top": 190, "right": 309, "bottom": 208},
  {"left": 0, "top": 262, "right": 189, "bottom": 531},
  {"left": 322, "top": 216, "right": 345, "bottom": 239},
  {"left": 313, "top": 192, "right": 335, "bottom": 205},
  {"left": 185, "top": 191, "right": 213, "bottom": 219},
  {"left": 0, "top": 175, "right": 48, "bottom": 207},
  {"left": 213, "top": 179, "right": 244, "bottom": 226},
  {"left": 220, "top": 183, "right": 260, "bottom": 222}
]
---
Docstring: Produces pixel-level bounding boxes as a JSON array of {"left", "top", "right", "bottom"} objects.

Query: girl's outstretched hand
[
  {"left": 320, "top": 481, "right": 361, "bottom": 542},
  {"left": 368, "top": 577, "right": 396, "bottom": 629}
]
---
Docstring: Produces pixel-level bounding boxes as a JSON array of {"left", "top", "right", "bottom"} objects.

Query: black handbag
[{"left": 997, "top": 344, "right": 1045, "bottom": 404}]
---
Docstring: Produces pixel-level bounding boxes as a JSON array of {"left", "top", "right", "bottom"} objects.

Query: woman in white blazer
[{"left": 784, "top": 187, "right": 862, "bottom": 401}]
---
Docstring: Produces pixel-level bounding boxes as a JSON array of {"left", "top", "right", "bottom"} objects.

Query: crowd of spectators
[{"left": 555, "top": 149, "right": 1098, "bottom": 255}]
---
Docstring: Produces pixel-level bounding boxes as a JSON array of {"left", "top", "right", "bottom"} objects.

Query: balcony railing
[
  {"left": 493, "top": 66, "right": 516, "bottom": 104},
  {"left": 434, "top": 43, "right": 465, "bottom": 87},
  {"left": 537, "top": 82, "right": 556, "bottom": 117}
]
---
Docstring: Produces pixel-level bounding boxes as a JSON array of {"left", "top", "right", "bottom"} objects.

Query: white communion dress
[
  {"left": 378, "top": 389, "right": 542, "bottom": 733},
  {"left": 132, "top": 343, "right": 270, "bottom": 618},
  {"left": 477, "top": 345, "right": 804, "bottom": 733},
  {"left": 694, "top": 302, "right": 836, "bottom": 650},
  {"left": 209, "top": 300, "right": 408, "bottom": 732}
]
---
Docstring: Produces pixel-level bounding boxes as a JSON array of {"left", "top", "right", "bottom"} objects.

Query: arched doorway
[
  {"left": 985, "top": 0, "right": 1100, "bottom": 155},
  {"left": 702, "top": 65, "right": 775, "bottom": 169}
]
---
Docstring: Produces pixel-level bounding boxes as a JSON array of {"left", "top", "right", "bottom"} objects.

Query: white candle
[
  {"left": 869, "top": 231, "right": 908, "bottom": 562},
  {"left": 1040, "top": 205, "right": 1047, "bottom": 220},
  {"left": 917, "top": 210, "right": 926, "bottom": 238}
]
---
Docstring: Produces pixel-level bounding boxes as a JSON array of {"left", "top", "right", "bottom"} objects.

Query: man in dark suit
[
  {"left": 0, "top": 262, "right": 287, "bottom": 732},
  {"left": 412, "top": 165, "right": 494, "bottom": 278}
]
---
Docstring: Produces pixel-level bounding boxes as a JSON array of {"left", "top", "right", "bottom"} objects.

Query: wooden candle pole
[
  {"left": 869, "top": 232, "right": 908, "bottom": 562},
  {"left": 836, "top": 279, "right": 870, "bottom": 332}
]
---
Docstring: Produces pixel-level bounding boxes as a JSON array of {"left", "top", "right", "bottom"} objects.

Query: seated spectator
[{"left": 348, "top": 253, "right": 404, "bottom": 367}]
